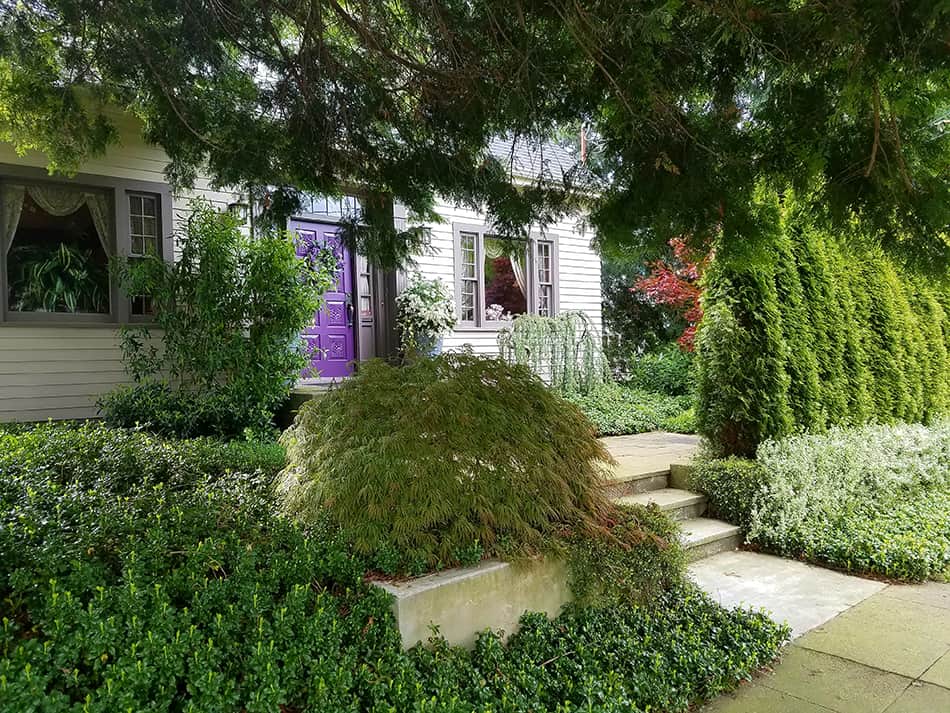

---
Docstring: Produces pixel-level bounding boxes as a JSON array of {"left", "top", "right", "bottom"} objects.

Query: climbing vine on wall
[{"left": 498, "top": 311, "right": 607, "bottom": 394}]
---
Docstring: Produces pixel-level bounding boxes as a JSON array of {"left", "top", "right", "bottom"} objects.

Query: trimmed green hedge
[
  {"left": 0, "top": 421, "right": 285, "bottom": 492},
  {"left": 697, "top": 191, "right": 950, "bottom": 456},
  {"left": 691, "top": 420, "right": 950, "bottom": 581}
]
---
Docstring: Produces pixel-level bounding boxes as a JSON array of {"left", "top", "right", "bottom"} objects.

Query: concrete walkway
[{"left": 693, "top": 552, "right": 950, "bottom": 712}]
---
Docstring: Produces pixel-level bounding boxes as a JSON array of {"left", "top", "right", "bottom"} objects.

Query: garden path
[{"left": 700, "top": 578, "right": 950, "bottom": 712}]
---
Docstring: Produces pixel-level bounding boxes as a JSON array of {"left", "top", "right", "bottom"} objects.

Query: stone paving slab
[
  {"left": 921, "top": 650, "right": 950, "bottom": 689},
  {"left": 689, "top": 550, "right": 886, "bottom": 638},
  {"left": 883, "top": 681, "right": 950, "bottom": 712},
  {"left": 797, "top": 595, "right": 950, "bottom": 678},
  {"left": 701, "top": 583, "right": 950, "bottom": 713},
  {"left": 701, "top": 680, "right": 834, "bottom": 712},
  {"left": 879, "top": 581, "right": 950, "bottom": 611},
  {"left": 758, "top": 647, "right": 909, "bottom": 713},
  {"left": 600, "top": 432, "right": 699, "bottom": 480}
]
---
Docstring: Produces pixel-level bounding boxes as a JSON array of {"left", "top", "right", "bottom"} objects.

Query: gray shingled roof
[{"left": 487, "top": 136, "right": 580, "bottom": 182}]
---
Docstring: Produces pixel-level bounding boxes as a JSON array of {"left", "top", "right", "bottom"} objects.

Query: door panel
[{"left": 291, "top": 221, "right": 354, "bottom": 378}]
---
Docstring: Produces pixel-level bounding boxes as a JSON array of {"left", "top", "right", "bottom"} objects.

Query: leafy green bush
[
  {"left": 564, "top": 381, "right": 695, "bottom": 436},
  {"left": 0, "top": 421, "right": 285, "bottom": 492},
  {"left": 697, "top": 190, "right": 950, "bottom": 456},
  {"left": 0, "top": 426, "right": 788, "bottom": 711},
  {"left": 623, "top": 343, "right": 695, "bottom": 396},
  {"left": 689, "top": 457, "right": 770, "bottom": 526},
  {"left": 100, "top": 201, "right": 337, "bottom": 438},
  {"left": 692, "top": 421, "right": 950, "bottom": 580},
  {"left": 567, "top": 504, "right": 685, "bottom": 605},
  {"left": 279, "top": 353, "right": 683, "bottom": 601}
]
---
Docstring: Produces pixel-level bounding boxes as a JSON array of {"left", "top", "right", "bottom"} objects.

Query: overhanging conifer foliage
[
  {"left": 697, "top": 188, "right": 950, "bottom": 457},
  {"left": 1, "top": 1, "right": 947, "bottom": 268}
]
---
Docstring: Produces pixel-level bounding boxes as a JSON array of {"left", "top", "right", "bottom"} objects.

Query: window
[
  {"left": 1, "top": 184, "right": 113, "bottom": 315},
  {"left": 0, "top": 177, "right": 167, "bottom": 322},
  {"left": 127, "top": 192, "right": 162, "bottom": 316},
  {"left": 454, "top": 224, "right": 557, "bottom": 327},
  {"left": 536, "top": 240, "right": 555, "bottom": 317},
  {"left": 128, "top": 193, "right": 160, "bottom": 256}
]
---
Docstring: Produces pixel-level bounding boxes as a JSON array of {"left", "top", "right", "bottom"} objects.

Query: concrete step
[
  {"left": 680, "top": 517, "right": 742, "bottom": 562},
  {"left": 601, "top": 465, "right": 669, "bottom": 499},
  {"left": 614, "top": 488, "right": 708, "bottom": 521}
]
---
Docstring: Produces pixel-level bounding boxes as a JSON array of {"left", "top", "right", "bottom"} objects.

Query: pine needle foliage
[
  {"left": 278, "top": 353, "right": 684, "bottom": 600},
  {"left": 698, "top": 191, "right": 950, "bottom": 457}
]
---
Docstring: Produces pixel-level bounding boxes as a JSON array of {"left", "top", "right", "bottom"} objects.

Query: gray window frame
[
  {"left": 452, "top": 222, "right": 559, "bottom": 329},
  {"left": 0, "top": 164, "right": 173, "bottom": 325}
]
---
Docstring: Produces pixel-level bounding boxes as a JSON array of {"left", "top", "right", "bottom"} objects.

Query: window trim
[
  {"left": 452, "top": 222, "right": 559, "bottom": 329},
  {"left": 0, "top": 164, "right": 173, "bottom": 325}
]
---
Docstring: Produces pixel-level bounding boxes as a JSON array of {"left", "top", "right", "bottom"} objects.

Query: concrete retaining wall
[{"left": 374, "top": 558, "right": 572, "bottom": 649}]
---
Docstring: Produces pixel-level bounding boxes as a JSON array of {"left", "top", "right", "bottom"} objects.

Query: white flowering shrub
[
  {"left": 395, "top": 275, "right": 456, "bottom": 355},
  {"left": 692, "top": 420, "right": 950, "bottom": 580}
]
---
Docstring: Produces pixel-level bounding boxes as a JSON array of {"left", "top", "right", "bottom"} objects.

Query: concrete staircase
[{"left": 600, "top": 433, "right": 741, "bottom": 562}]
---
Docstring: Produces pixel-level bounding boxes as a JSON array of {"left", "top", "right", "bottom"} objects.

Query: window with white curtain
[
  {"left": 453, "top": 224, "right": 558, "bottom": 327},
  {"left": 0, "top": 178, "right": 165, "bottom": 321}
]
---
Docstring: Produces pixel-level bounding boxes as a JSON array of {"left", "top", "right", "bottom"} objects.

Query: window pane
[
  {"left": 140, "top": 196, "right": 157, "bottom": 218},
  {"left": 460, "top": 280, "right": 476, "bottom": 322},
  {"left": 7, "top": 193, "right": 110, "bottom": 314},
  {"left": 483, "top": 236, "right": 526, "bottom": 321},
  {"left": 130, "top": 216, "right": 144, "bottom": 237},
  {"left": 538, "top": 242, "right": 552, "bottom": 283},
  {"left": 538, "top": 285, "right": 552, "bottom": 317},
  {"left": 131, "top": 235, "right": 145, "bottom": 255}
]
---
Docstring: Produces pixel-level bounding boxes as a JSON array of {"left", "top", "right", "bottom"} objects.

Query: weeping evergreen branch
[{"left": 498, "top": 311, "right": 608, "bottom": 395}]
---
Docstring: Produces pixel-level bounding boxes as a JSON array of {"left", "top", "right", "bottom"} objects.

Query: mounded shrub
[
  {"left": 279, "top": 353, "right": 684, "bottom": 601},
  {"left": 622, "top": 343, "right": 695, "bottom": 396},
  {"left": 689, "top": 457, "right": 769, "bottom": 527},
  {"left": 697, "top": 191, "right": 950, "bottom": 456}
]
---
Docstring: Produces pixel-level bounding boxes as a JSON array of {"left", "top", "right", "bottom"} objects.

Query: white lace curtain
[
  {"left": 483, "top": 238, "right": 527, "bottom": 296},
  {"left": 0, "top": 183, "right": 113, "bottom": 255}
]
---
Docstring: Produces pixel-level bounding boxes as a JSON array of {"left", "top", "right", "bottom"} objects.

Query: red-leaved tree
[{"left": 633, "top": 238, "right": 710, "bottom": 351}]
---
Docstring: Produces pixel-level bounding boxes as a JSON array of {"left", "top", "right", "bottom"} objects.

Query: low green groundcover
[
  {"left": 692, "top": 420, "right": 950, "bottom": 581},
  {"left": 0, "top": 424, "right": 788, "bottom": 711},
  {"left": 564, "top": 382, "right": 696, "bottom": 436}
]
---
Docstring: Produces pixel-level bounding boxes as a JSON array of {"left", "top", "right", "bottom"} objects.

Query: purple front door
[{"left": 292, "top": 220, "right": 355, "bottom": 379}]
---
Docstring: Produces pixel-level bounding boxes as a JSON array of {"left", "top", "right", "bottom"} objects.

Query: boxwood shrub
[
  {"left": 691, "top": 420, "right": 950, "bottom": 581},
  {"left": 0, "top": 421, "right": 285, "bottom": 492}
]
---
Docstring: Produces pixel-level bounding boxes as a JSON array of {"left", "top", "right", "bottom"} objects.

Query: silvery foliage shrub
[
  {"left": 738, "top": 420, "right": 949, "bottom": 580},
  {"left": 395, "top": 274, "right": 456, "bottom": 354},
  {"left": 750, "top": 421, "right": 950, "bottom": 541}
]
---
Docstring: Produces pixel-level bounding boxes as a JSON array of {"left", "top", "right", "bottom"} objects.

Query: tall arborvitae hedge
[{"left": 697, "top": 193, "right": 950, "bottom": 457}]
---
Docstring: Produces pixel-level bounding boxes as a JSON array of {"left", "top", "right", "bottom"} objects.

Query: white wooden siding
[
  {"left": 410, "top": 199, "right": 603, "bottom": 357},
  {"left": 0, "top": 326, "right": 128, "bottom": 421}
]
